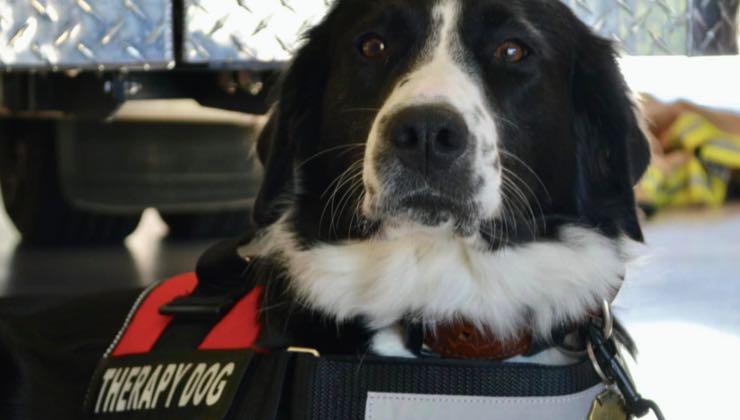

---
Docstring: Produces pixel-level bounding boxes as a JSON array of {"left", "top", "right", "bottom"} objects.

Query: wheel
[
  {"left": 161, "top": 209, "right": 253, "bottom": 240},
  {"left": 0, "top": 120, "right": 141, "bottom": 246}
]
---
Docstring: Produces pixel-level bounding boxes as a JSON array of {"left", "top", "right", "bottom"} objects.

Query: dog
[{"left": 240, "top": 0, "right": 650, "bottom": 362}]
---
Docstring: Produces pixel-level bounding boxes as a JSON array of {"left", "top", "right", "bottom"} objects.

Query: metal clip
[{"left": 587, "top": 301, "right": 666, "bottom": 420}]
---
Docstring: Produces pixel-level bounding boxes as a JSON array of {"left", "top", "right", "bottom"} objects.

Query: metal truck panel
[
  {"left": 183, "top": 0, "right": 332, "bottom": 66},
  {"left": 564, "top": 0, "right": 738, "bottom": 55},
  {"left": 181, "top": 0, "right": 737, "bottom": 66},
  {"left": 0, "top": 0, "right": 174, "bottom": 70},
  {"left": 1, "top": 0, "right": 737, "bottom": 70}
]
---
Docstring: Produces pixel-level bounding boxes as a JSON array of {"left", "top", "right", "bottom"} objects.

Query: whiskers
[
  {"left": 319, "top": 156, "right": 368, "bottom": 240},
  {"left": 296, "top": 142, "right": 365, "bottom": 170},
  {"left": 498, "top": 150, "right": 550, "bottom": 201},
  {"left": 493, "top": 114, "right": 520, "bottom": 131},
  {"left": 481, "top": 151, "right": 550, "bottom": 248}
]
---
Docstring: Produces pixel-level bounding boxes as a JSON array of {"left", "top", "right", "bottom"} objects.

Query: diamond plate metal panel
[
  {"left": 183, "top": 0, "right": 333, "bottom": 66},
  {"left": 1, "top": 0, "right": 737, "bottom": 71},
  {"left": 689, "top": 0, "right": 739, "bottom": 54},
  {"left": 183, "top": 0, "right": 738, "bottom": 68},
  {"left": 566, "top": 0, "right": 739, "bottom": 55},
  {"left": 565, "top": 0, "right": 691, "bottom": 54},
  {"left": 0, "top": 0, "right": 174, "bottom": 70}
]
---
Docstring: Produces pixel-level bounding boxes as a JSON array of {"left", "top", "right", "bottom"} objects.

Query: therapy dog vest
[{"left": 83, "top": 237, "right": 661, "bottom": 420}]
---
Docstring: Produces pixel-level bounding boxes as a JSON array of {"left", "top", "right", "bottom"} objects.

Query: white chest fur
[{"left": 242, "top": 219, "right": 627, "bottom": 343}]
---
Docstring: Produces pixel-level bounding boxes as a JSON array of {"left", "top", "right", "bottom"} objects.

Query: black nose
[{"left": 386, "top": 105, "right": 469, "bottom": 173}]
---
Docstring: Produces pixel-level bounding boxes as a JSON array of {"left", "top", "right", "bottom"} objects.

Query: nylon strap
[{"left": 289, "top": 354, "right": 602, "bottom": 420}]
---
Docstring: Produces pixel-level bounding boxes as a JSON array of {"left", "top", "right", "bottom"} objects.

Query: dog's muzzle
[
  {"left": 371, "top": 104, "right": 479, "bottom": 230},
  {"left": 384, "top": 104, "right": 469, "bottom": 176}
]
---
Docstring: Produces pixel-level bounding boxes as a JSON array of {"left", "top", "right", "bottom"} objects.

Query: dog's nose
[{"left": 386, "top": 105, "right": 469, "bottom": 172}]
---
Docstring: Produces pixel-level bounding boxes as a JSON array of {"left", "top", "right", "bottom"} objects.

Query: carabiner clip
[{"left": 587, "top": 301, "right": 666, "bottom": 420}]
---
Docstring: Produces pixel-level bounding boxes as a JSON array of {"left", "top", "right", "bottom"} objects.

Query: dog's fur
[{"left": 242, "top": 0, "right": 650, "bottom": 359}]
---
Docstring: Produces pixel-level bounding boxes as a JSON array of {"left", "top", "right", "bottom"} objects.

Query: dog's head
[{"left": 254, "top": 0, "right": 649, "bottom": 246}]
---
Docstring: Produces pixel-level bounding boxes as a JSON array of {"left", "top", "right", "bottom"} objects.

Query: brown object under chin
[{"left": 426, "top": 321, "right": 532, "bottom": 361}]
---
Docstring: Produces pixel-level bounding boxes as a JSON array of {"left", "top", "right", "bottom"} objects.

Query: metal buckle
[
  {"left": 587, "top": 299, "right": 614, "bottom": 383},
  {"left": 560, "top": 298, "right": 612, "bottom": 360},
  {"left": 593, "top": 299, "right": 613, "bottom": 340}
]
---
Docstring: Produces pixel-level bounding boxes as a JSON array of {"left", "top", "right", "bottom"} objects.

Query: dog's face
[
  {"left": 252, "top": 0, "right": 653, "bottom": 349},
  {"left": 255, "top": 0, "right": 649, "bottom": 247},
  {"left": 360, "top": 1, "right": 505, "bottom": 234}
]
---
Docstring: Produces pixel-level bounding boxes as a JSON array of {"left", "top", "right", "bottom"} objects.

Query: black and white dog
[{"left": 242, "top": 0, "right": 650, "bottom": 361}]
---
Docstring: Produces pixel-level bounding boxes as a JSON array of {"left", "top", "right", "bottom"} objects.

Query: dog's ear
[
  {"left": 571, "top": 31, "right": 650, "bottom": 241},
  {"left": 252, "top": 17, "right": 334, "bottom": 227}
]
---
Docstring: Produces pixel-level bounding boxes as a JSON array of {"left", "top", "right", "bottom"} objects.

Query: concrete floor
[
  {"left": 0, "top": 208, "right": 207, "bottom": 297},
  {"left": 614, "top": 206, "right": 740, "bottom": 420},
  {"left": 0, "top": 199, "right": 739, "bottom": 419}
]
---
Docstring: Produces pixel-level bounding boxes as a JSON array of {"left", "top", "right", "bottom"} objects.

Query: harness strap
[
  {"left": 90, "top": 233, "right": 620, "bottom": 420},
  {"left": 286, "top": 353, "right": 602, "bottom": 420},
  {"left": 112, "top": 273, "right": 198, "bottom": 356},
  {"left": 110, "top": 273, "right": 265, "bottom": 356},
  {"left": 199, "top": 285, "right": 264, "bottom": 351}
]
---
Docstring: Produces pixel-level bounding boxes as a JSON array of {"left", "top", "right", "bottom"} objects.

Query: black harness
[{"left": 83, "top": 236, "right": 664, "bottom": 420}]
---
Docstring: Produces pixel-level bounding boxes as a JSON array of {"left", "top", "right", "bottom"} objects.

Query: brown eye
[
  {"left": 494, "top": 40, "right": 528, "bottom": 63},
  {"left": 360, "top": 35, "right": 386, "bottom": 58}
]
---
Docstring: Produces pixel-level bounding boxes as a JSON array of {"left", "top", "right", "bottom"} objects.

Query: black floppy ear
[
  {"left": 571, "top": 32, "right": 650, "bottom": 241},
  {"left": 252, "top": 17, "right": 334, "bottom": 227}
]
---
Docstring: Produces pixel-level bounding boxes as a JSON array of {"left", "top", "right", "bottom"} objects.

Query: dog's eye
[
  {"left": 494, "top": 40, "right": 528, "bottom": 63},
  {"left": 359, "top": 35, "right": 387, "bottom": 59}
]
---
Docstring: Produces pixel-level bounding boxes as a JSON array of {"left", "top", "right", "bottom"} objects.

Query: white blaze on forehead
[
  {"left": 373, "top": 1, "right": 478, "bottom": 115},
  {"left": 363, "top": 0, "right": 501, "bottom": 220},
  {"left": 394, "top": 1, "right": 463, "bottom": 100}
]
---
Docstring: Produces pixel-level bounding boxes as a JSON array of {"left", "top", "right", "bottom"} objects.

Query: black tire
[
  {"left": 161, "top": 210, "right": 253, "bottom": 240},
  {"left": 0, "top": 120, "right": 141, "bottom": 246}
]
